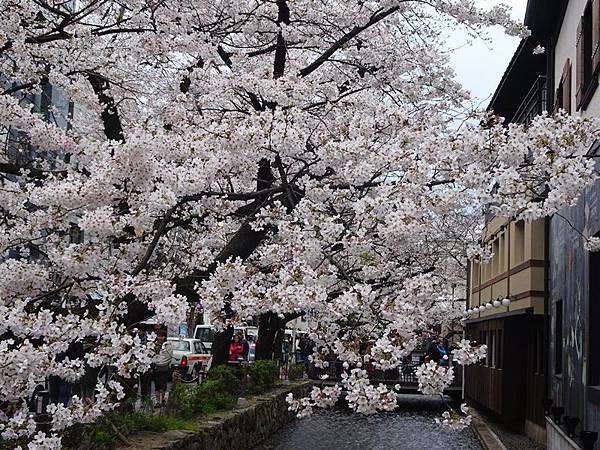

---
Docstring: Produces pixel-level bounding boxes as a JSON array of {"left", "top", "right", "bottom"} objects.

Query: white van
[{"left": 193, "top": 325, "right": 215, "bottom": 351}]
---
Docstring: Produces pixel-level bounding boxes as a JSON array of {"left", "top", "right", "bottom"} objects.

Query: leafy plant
[
  {"left": 244, "top": 360, "right": 279, "bottom": 394},
  {"left": 62, "top": 409, "right": 196, "bottom": 449},
  {"left": 166, "top": 379, "right": 236, "bottom": 419},
  {"left": 207, "top": 365, "right": 240, "bottom": 395},
  {"left": 288, "top": 363, "right": 306, "bottom": 381}
]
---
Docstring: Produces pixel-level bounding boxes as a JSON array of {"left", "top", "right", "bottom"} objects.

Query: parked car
[
  {"left": 193, "top": 325, "right": 215, "bottom": 351},
  {"left": 168, "top": 338, "right": 212, "bottom": 381}
]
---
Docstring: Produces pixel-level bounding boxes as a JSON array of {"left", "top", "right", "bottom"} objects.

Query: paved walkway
[{"left": 472, "top": 409, "right": 545, "bottom": 450}]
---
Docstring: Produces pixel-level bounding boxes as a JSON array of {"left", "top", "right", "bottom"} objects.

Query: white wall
[{"left": 555, "top": 0, "right": 600, "bottom": 116}]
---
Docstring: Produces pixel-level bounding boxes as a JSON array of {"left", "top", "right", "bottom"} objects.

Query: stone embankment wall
[{"left": 121, "top": 381, "right": 313, "bottom": 450}]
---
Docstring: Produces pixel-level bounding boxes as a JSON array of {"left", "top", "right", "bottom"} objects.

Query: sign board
[{"left": 179, "top": 323, "right": 188, "bottom": 337}]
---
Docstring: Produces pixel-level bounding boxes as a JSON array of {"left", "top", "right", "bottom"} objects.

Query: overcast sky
[{"left": 448, "top": 0, "right": 528, "bottom": 108}]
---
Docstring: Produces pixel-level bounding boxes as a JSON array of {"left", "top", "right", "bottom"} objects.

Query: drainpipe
[
  {"left": 507, "top": 222, "right": 511, "bottom": 306},
  {"left": 479, "top": 247, "right": 482, "bottom": 318},
  {"left": 544, "top": 216, "right": 550, "bottom": 413},
  {"left": 544, "top": 32, "right": 554, "bottom": 414}
]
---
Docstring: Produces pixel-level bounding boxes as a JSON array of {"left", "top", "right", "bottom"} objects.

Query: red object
[
  {"left": 181, "top": 355, "right": 188, "bottom": 366},
  {"left": 228, "top": 342, "right": 244, "bottom": 361}
]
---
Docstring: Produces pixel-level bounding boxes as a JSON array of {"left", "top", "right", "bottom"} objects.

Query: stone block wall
[{"left": 121, "top": 381, "right": 313, "bottom": 450}]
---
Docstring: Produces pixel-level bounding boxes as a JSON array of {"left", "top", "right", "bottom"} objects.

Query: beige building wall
[{"left": 468, "top": 218, "right": 546, "bottom": 318}]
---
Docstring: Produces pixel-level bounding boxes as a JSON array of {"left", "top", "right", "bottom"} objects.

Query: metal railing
[
  {"left": 308, "top": 360, "right": 463, "bottom": 388},
  {"left": 512, "top": 76, "right": 548, "bottom": 125}
]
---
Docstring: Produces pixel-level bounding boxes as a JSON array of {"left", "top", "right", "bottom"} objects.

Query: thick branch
[{"left": 299, "top": 6, "right": 399, "bottom": 78}]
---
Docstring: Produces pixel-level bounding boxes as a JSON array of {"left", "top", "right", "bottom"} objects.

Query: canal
[{"left": 254, "top": 395, "right": 482, "bottom": 450}]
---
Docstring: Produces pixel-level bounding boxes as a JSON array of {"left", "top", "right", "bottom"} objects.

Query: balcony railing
[{"left": 512, "top": 76, "right": 548, "bottom": 125}]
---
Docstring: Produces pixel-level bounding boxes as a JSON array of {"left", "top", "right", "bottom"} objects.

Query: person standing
[
  {"left": 437, "top": 340, "right": 449, "bottom": 366},
  {"left": 152, "top": 330, "right": 173, "bottom": 408},
  {"left": 137, "top": 329, "right": 152, "bottom": 402},
  {"left": 49, "top": 341, "right": 84, "bottom": 406},
  {"left": 228, "top": 334, "right": 244, "bottom": 361}
]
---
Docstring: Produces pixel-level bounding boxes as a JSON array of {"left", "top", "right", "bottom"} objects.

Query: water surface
[{"left": 254, "top": 395, "right": 482, "bottom": 450}]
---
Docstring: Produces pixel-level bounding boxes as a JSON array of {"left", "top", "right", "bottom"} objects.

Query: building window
[
  {"left": 514, "top": 220, "right": 525, "bottom": 264},
  {"left": 492, "top": 239, "right": 500, "bottom": 276},
  {"left": 496, "top": 330, "right": 503, "bottom": 369},
  {"left": 480, "top": 330, "right": 488, "bottom": 366},
  {"left": 489, "top": 330, "right": 496, "bottom": 368},
  {"left": 555, "top": 300, "right": 563, "bottom": 375},
  {"left": 472, "top": 261, "right": 480, "bottom": 288},
  {"left": 589, "top": 247, "right": 600, "bottom": 386},
  {"left": 532, "top": 328, "right": 544, "bottom": 374},
  {"left": 69, "top": 224, "right": 84, "bottom": 244},
  {"left": 556, "top": 59, "right": 572, "bottom": 114},
  {"left": 499, "top": 232, "right": 505, "bottom": 272},
  {"left": 576, "top": 1, "right": 599, "bottom": 111}
]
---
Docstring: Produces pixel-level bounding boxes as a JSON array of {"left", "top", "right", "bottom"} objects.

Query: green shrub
[
  {"left": 166, "top": 378, "right": 236, "bottom": 419},
  {"left": 62, "top": 409, "right": 195, "bottom": 449},
  {"left": 192, "top": 380, "right": 236, "bottom": 414},
  {"left": 207, "top": 365, "right": 240, "bottom": 394},
  {"left": 59, "top": 362, "right": 281, "bottom": 448},
  {"left": 166, "top": 382, "right": 196, "bottom": 419},
  {"left": 288, "top": 363, "right": 305, "bottom": 381},
  {"left": 244, "top": 360, "right": 279, "bottom": 394}
]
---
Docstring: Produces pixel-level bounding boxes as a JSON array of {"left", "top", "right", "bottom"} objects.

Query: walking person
[{"left": 152, "top": 330, "right": 173, "bottom": 408}]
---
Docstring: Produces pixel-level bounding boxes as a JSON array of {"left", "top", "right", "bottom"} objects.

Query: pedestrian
[
  {"left": 299, "top": 336, "right": 311, "bottom": 367},
  {"left": 241, "top": 333, "right": 250, "bottom": 360},
  {"left": 228, "top": 334, "right": 245, "bottom": 361},
  {"left": 152, "top": 330, "right": 173, "bottom": 408},
  {"left": 49, "top": 341, "right": 84, "bottom": 406},
  {"left": 282, "top": 335, "right": 291, "bottom": 364},
  {"left": 437, "top": 339, "right": 449, "bottom": 366},
  {"left": 137, "top": 329, "right": 152, "bottom": 402}
]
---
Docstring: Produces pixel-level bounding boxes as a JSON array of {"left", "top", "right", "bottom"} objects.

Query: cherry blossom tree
[{"left": 1, "top": 0, "right": 599, "bottom": 447}]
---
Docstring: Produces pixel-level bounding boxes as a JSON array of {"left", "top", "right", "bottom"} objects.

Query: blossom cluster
[
  {"left": 415, "top": 361, "right": 455, "bottom": 396},
  {"left": 435, "top": 403, "right": 473, "bottom": 431},
  {"left": 451, "top": 340, "right": 487, "bottom": 365}
]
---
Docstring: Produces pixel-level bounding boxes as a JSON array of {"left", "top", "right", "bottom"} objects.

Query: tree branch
[{"left": 299, "top": 6, "right": 399, "bottom": 78}]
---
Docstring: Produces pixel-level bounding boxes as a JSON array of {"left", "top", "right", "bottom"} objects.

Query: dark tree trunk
[
  {"left": 273, "top": 327, "right": 284, "bottom": 362},
  {"left": 255, "top": 312, "right": 283, "bottom": 360},
  {"left": 211, "top": 326, "right": 234, "bottom": 366}
]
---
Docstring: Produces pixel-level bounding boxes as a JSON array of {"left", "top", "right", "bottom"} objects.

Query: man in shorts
[{"left": 152, "top": 330, "right": 173, "bottom": 407}]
